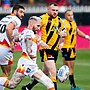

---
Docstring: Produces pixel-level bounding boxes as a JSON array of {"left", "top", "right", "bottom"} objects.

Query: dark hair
[
  {"left": 12, "top": 5, "right": 25, "bottom": 13},
  {"left": 64, "top": 9, "right": 72, "bottom": 14},
  {"left": 47, "top": 2, "right": 58, "bottom": 7}
]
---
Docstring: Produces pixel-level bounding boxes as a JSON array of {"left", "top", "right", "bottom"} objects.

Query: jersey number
[{"left": 0, "top": 24, "right": 6, "bottom": 33}]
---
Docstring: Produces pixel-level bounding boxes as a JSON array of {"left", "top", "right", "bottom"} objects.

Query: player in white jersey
[
  {"left": 0, "top": 16, "right": 55, "bottom": 90},
  {"left": 0, "top": 4, "right": 25, "bottom": 84}
]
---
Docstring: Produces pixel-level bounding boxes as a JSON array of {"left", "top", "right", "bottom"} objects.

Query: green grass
[{"left": 0, "top": 50, "right": 90, "bottom": 90}]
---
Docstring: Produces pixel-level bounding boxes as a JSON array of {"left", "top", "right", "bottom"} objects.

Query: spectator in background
[
  {"left": 28, "top": 0, "right": 34, "bottom": 4},
  {"left": 11, "top": 0, "right": 20, "bottom": 6},
  {"left": 3, "top": 0, "right": 11, "bottom": 8},
  {"left": 0, "top": 0, "right": 2, "bottom": 7},
  {"left": 46, "top": 0, "right": 66, "bottom": 6},
  {"left": 71, "top": 0, "right": 82, "bottom": 6},
  {"left": 57, "top": 0, "right": 82, "bottom": 6},
  {"left": 57, "top": 0, "right": 67, "bottom": 6},
  {"left": 46, "top": 0, "right": 82, "bottom": 6}
]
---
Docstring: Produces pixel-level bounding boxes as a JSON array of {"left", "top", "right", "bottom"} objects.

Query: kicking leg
[
  {"left": 0, "top": 71, "right": 25, "bottom": 89},
  {"left": 33, "top": 69, "right": 55, "bottom": 90}
]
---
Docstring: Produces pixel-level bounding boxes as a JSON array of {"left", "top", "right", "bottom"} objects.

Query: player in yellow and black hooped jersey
[
  {"left": 61, "top": 10, "right": 90, "bottom": 90},
  {"left": 40, "top": 13, "right": 64, "bottom": 51},
  {"left": 39, "top": 3, "right": 65, "bottom": 90},
  {"left": 40, "top": 13, "right": 64, "bottom": 62},
  {"left": 61, "top": 18, "right": 77, "bottom": 60}
]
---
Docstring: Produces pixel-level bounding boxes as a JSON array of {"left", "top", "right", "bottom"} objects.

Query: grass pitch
[{"left": 0, "top": 50, "right": 90, "bottom": 90}]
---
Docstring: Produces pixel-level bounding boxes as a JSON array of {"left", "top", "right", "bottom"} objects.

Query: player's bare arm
[
  {"left": 25, "top": 39, "right": 34, "bottom": 59},
  {"left": 77, "top": 28, "right": 90, "bottom": 40},
  {"left": 6, "top": 22, "right": 15, "bottom": 51}
]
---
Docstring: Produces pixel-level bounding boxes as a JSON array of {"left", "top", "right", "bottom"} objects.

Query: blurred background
[{"left": 0, "top": 0, "right": 90, "bottom": 49}]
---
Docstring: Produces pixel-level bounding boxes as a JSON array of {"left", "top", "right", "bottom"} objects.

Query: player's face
[
  {"left": 65, "top": 11, "right": 74, "bottom": 22},
  {"left": 16, "top": 8, "right": 25, "bottom": 20},
  {"left": 33, "top": 20, "right": 40, "bottom": 34},
  {"left": 48, "top": 4, "right": 59, "bottom": 18}
]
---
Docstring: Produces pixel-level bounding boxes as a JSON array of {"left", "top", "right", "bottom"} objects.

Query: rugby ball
[{"left": 57, "top": 65, "right": 70, "bottom": 82}]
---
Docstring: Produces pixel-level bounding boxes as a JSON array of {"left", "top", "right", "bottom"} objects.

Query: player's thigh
[
  {"left": 1, "top": 64, "right": 12, "bottom": 76},
  {"left": 44, "top": 60, "right": 56, "bottom": 76},
  {"left": 70, "top": 60, "right": 75, "bottom": 69},
  {"left": 62, "top": 57, "right": 66, "bottom": 65},
  {"left": 42, "top": 62, "right": 49, "bottom": 74},
  {"left": 17, "top": 57, "right": 39, "bottom": 77}
]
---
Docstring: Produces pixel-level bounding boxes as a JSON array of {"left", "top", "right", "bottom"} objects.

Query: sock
[
  {"left": 69, "top": 75, "right": 76, "bottom": 88},
  {"left": 0, "top": 86, "right": 5, "bottom": 90},
  {"left": 53, "top": 82, "right": 57, "bottom": 90},
  {"left": 48, "top": 87, "right": 55, "bottom": 90},
  {"left": 50, "top": 78, "right": 57, "bottom": 90},
  {"left": 26, "top": 79, "right": 38, "bottom": 89}
]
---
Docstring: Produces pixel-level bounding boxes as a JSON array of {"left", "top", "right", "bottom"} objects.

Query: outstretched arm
[{"left": 77, "top": 28, "right": 90, "bottom": 40}]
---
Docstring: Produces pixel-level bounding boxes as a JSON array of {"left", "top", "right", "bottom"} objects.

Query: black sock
[
  {"left": 69, "top": 75, "right": 76, "bottom": 88},
  {"left": 53, "top": 82, "right": 57, "bottom": 90},
  {"left": 26, "top": 79, "right": 38, "bottom": 89}
]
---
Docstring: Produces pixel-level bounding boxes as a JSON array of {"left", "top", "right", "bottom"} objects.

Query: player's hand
[
  {"left": 88, "top": 36, "right": 90, "bottom": 40},
  {"left": 10, "top": 42, "right": 15, "bottom": 52},
  {"left": 58, "top": 30, "right": 67, "bottom": 38},
  {"left": 85, "top": 35, "right": 90, "bottom": 40},
  {"left": 39, "top": 40, "right": 49, "bottom": 49}
]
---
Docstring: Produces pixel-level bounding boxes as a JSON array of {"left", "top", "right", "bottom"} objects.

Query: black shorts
[
  {"left": 61, "top": 48, "right": 76, "bottom": 61},
  {"left": 39, "top": 49, "right": 58, "bottom": 63}
]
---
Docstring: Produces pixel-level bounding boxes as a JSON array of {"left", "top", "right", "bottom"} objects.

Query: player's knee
[
  {"left": 49, "top": 70, "right": 56, "bottom": 78},
  {"left": 49, "top": 67, "right": 56, "bottom": 74}
]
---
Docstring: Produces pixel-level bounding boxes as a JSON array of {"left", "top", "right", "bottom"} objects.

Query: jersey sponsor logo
[{"left": 26, "top": 68, "right": 31, "bottom": 73}]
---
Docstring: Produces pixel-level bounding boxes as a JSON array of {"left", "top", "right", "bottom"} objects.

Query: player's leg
[
  {"left": 43, "top": 49, "right": 58, "bottom": 90},
  {"left": 7, "top": 71, "right": 25, "bottom": 89},
  {"left": 0, "top": 48, "right": 13, "bottom": 90},
  {"left": 44, "top": 60, "right": 57, "bottom": 90},
  {"left": 22, "top": 49, "right": 58, "bottom": 90},
  {"left": 22, "top": 70, "right": 55, "bottom": 90},
  {"left": 0, "top": 57, "right": 25, "bottom": 89},
  {"left": 0, "top": 71, "right": 25, "bottom": 89},
  {"left": 70, "top": 60, "right": 82, "bottom": 90},
  {"left": 22, "top": 78, "right": 38, "bottom": 90},
  {"left": 0, "top": 64, "right": 12, "bottom": 90},
  {"left": 0, "top": 86, "right": 4, "bottom": 90},
  {"left": 64, "top": 60, "right": 76, "bottom": 88},
  {"left": 33, "top": 69, "right": 55, "bottom": 90},
  {"left": 42, "top": 62, "right": 49, "bottom": 75},
  {"left": 1, "top": 64, "right": 12, "bottom": 77},
  {"left": 62, "top": 48, "right": 79, "bottom": 90},
  {"left": 22, "top": 62, "right": 49, "bottom": 90}
]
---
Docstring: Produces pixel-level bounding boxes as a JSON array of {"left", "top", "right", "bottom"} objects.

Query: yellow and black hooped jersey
[
  {"left": 40, "top": 13, "right": 64, "bottom": 50},
  {"left": 62, "top": 19, "right": 77, "bottom": 48}
]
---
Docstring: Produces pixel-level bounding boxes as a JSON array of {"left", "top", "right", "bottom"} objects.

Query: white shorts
[
  {"left": 0, "top": 46, "right": 13, "bottom": 65},
  {"left": 16, "top": 57, "right": 39, "bottom": 77}
]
